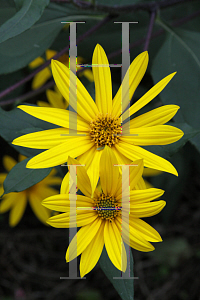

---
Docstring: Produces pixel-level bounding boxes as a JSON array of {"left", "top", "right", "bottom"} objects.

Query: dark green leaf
[
  {"left": 0, "top": 1, "right": 16, "bottom": 27},
  {"left": 151, "top": 24, "right": 200, "bottom": 151},
  {"left": 3, "top": 157, "right": 52, "bottom": 195},
  {"left": 0, "top": 0, "right": 49, "bottom": 44},
  {"left": 99, "top": 247, "right": 134, "bottom": 300}
]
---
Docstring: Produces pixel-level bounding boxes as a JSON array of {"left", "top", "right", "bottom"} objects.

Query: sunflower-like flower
[
  {"left": 13, "top": 44, "right": 183, "bottom": 193},
  {"left": 42, "top": 147, "right": 165, "bottom": 277},
  {"left": 0, "top": 154, "right": 62, "bottom": 227},
  {"left": 29, "top": 49, "right": 94, "bottom": 90}
]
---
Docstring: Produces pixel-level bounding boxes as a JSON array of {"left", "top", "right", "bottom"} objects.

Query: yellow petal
[
  {"left": 29, "top": 192, "right": 51, "bottom": 225},
  {"left": 104, "top": 220, "right": 127, "bottom": 272},
  {"left": 60, "top": 172, "right": 69, "bottom": 194},
  {"left": 47, "top": 211, "right": 98, "bottom": 228},
  {"left": 32, "top": 67, "right": 51, "bottom": 90},
  {"left": 0, "top": 194, "right": 16, "bottom": 213},
  {"left": 13, "top": 128, "right": 78, "bottom": 149},
  {"left": 16, "top": 105, "right": 89, "bottom": 131},
  {"left": 29, "top": 56, "right": 45, "bottom": 68},
  {"left": 80, "top": 221, "right": 105, "bottom": 277},
  {"left": 26, "top": 136, "right": 93, "bottom": 169},
  {"left": 42, "top": 194, "right": 93, "bottom": 212},
  {"left": 112, "top": 51, "right": 149, "bottom": 118},
  {"left": 66, "top": 217, "right": 102, "bottom": 262},
  {"left": 37, "top": 101, "right": 51, "bottom": 107},
  {"left": 100, "top": 146, "right": 119, "bottom": 196},
  {"left": 143, "top": 167, "right": 162, "bottom": 177},
  {"left": 9, "top": 192, "right": 27, "bottom": 227},
  {"left": 0, "top": 173, "right": 7, "bottom": 185},
  {"left": 82, "top": 69, "right": 94, "bottom": 82},
  {"left": 128, "top": 105, "right": 180, "bottom": 128},
  {"left": 129, "top": 218, "right": 162, "bottom": 242},
  {"left": 135, "top": 177, "right": 147, "bottom": 190},
  {"left": 123, "top": 72, "right": 176, "bottom": 119},
  {"left": 68, "top": 156, "right": 92, "bottom": 197},
  {"left": 129, "top": 188, "right": 164, "bottom": 203},
  {"left": 130, "top": 200, "right": 166, "bottom": 217},
  {"left": 46, "top": 89, "right": 68, "bottom": 109},
  {"left": 92, "top": 44, "right": 112, "bottom": 115},
  {"left": 115, "top": 141, "right": 178, "bottom": 176},
  {"left": 120, "top": 125, "right": 184, "bottom": 146},
  {"left": 45, "top": 49, "right": 57, "bottom": 60},
  {"left": 115, "top": 217, "right": 155, "bottom": 252},
  {"left": 79, "top": 148, "right": 102, "bottom": 197},
  {"left": 51, "top": 60, "right": 99, "bottom": 122},
  {"left": 3, "top": 155, "right": 16, "bottom": 172}
]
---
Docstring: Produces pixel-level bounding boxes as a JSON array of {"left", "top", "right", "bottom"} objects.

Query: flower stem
[{"left": 143, "top": 9, "right": 157, "bottom": 51}]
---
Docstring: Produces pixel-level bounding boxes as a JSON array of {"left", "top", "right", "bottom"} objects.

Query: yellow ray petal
[
  {"left": 17, "top": 105, "right": 89, "bottom": 131},
  {"left": 3, "top": 155, "right": 16, "bottom": 172},
  {"left": 122, "top": 72, "right": 176, "bottom": 120},
  {"left": 100, "top": 146, "right": 119, "bottom": 196},
  {"left": 127, "top": 105, "right": 180, "bottom": 128},
  {"left": 115, "top": 217, "right": 155, "bottom": 252},
  {"left": 42, "top": 194, "right": 93, "bottom": 212},
  {"left": 79, "top": 148, "right": 102, "bottom": 197},
  {"left": 82, "top": 69, "right": 94, "bottom": 82},
  {"left": 37, "top": 101, "right": 51, "bottom": 107},
  {"left": 143, "top": 167, "right": 162, "bottom": 177},
  {"left": 129, "top": 200, "right": 166, "bottom": 218},
  {"left": 60, "top": 172, "right": 69, "bottom": 194},
  {"left": 13, "top": 128, "right": 81, "bottom": 149},
  {"left": 32, "top": 67, "right": 51, "bottom": 90},
  {"left": 129, "top": 188, "right": 164, "bottom": 203},
  {"left": 45, "top": 49, "right": 57, "bottom": 60},
  {"left": 92, "top": 44, "right": 112, "bottom": 115},
  {"left": 46, "top": 89, "right": 68, "bottom": 109},
  {"left": 0, "top": 173, "right": 7, "bottom": 184},
  {"left": 66, "top": 217, "right": 102, "bottom": 262},
  {"left": 104, "top": 220, "right": 127, "bottom": 272},
  {"left": 47, "top": 211, "right": 98, "bottom": 228},
  {"left": 120, "top": 125, "right": 184, "bottom": 146},
  {"left": 135, "top": 177, "right": 147, "bottom": 190},
  {"left": 29, "top": 192, "right": 51, "bottom": 224},
  {"left": 80, "top": 221, "right": 105, "bottom": 277},
  {"left": 115, "top": 141, "right": 178, "bottom": 176},
  {"left": 0, "top": 194, "right": 17, "bottom": 213},
  {"left": 51, "top": 60, "right": 99, "bottom": 122},
  {"left": 68, "top": 156, "right": 92, "bottom": 198},
  {"left": 29, "top": 56, "right": 45, "bottom": 68},
  {"left": 129, "top": 218, "right": 162, "bottom": 242},
  {"left": 112, "top": 51, "right": 149, "bottom": 118},
  {"left": 25, "top": 136, "right": 94, "bottom": 169},
  {"left": 9, "top": 192, "right": 27, "bottom": 227}
]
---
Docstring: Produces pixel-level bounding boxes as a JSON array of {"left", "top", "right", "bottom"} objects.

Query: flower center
[
  {"left": 94, "top": 193, "right": 121, "bottom": 221},
  {"left": 89, "top": 114, "right": 121, "bottom": 148}
]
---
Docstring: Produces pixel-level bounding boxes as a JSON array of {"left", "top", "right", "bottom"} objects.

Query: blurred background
[{"left": 0, "top": 0, "right": 200, "bottom": 299}]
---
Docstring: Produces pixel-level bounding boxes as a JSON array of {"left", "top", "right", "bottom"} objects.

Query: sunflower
[
  {"left": 42, "top": 146, "right": 165, "bottom": 277},
  {"left": 0, "top": 154, "right": 62, "bottom": 227},
  {"left": 13, "top": 44, "right": 183, "bottom": 194},
  {"left": 29, "top": 49, "right": 94, "bottom": 90}
]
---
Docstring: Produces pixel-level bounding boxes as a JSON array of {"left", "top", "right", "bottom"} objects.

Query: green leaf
[
  {"left": 0, "top": 0, "right": 49, "bottom": 44},
  {"left": 99, "top": 247, "right": 134, "bottom": 300},
  {"left": 3, "top": 157, "right": 52, "bottom": 195},
  {"left": 151, "top": 22, "right": 200, "bottom": 151},
  {"left": 0, "top": 3, "right": 105, "bottom": 74},
  {"left": 0, "top": 1, "right": 16, "bottom": 27}
]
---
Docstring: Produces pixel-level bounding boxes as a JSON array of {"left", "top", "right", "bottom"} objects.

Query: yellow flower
[
  {"left": 37, "top": 86, "right": 68, "bottom": 109},
  {"left": 42, "top": 147, "right": 166, "bottom": 277},
  {"left": 29, "top": 49, "right": 94, "bottom": 90},
  {"left": 13, "top": 44, "right": 183, "bottom": 194},
  {"left": 0, "top": 154, "right": 62, "bottom": 227}
]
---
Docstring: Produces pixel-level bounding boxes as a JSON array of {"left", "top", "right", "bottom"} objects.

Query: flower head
[
  {"left": 13, "top": 44, "right": 183, "bottom": 194},
  {"left": 42, "top": 147, "right": 166, "bottom": 277},
  {"left": 0, "top": 155, "right": 62, "bottom": 227},
  {"left": 29, "top": 49, "right": 93, "bottom": 90}
]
